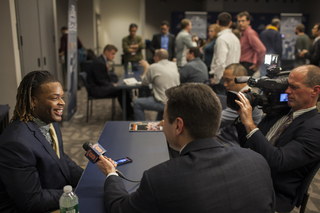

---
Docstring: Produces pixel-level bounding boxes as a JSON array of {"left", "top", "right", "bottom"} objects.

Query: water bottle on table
[
  {"left": 59, "top": 185, "right": 79, "bottom": 213},
  {"left": 127, "top": 62, "right": 133, "bottom": 75}
]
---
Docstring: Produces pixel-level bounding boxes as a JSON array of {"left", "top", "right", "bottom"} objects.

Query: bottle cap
[{"left": 63, "top": 185, "right": 72, "bottom": 193}]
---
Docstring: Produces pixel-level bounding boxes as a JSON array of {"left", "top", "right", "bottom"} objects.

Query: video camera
[{"left": 227, "top": 54, "right": 291, "bottom": 116}]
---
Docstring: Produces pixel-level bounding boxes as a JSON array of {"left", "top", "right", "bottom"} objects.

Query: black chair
[
  {"left": 79, "top": 72, "right": 116, "bottom": 122},
  {"left": 294, "top": 160, "right": 320, "bottom": 213}
]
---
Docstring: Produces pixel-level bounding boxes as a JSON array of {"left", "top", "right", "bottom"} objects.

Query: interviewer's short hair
[{"left": 165, "top": 83, "right": 222, "bottom": 139}]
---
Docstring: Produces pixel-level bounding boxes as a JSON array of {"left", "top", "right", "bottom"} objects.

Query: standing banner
[
  {"left": 280, "top": 13, "right": 302, "bottom": 60},
  {"left": 67, "top": 0, "right": 78, "bottom": 121},
  {"left": 185, "top": 11, "right": 207, "bottom": 39}
]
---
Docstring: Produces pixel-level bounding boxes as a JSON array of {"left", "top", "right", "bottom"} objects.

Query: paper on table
[{"left": 123, "top": 77, "right": 138, "bottom": 85}]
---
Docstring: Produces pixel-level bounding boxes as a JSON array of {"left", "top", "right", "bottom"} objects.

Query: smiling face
[{"left": 31, "top": 82, "right": 65, "bottom": 124}]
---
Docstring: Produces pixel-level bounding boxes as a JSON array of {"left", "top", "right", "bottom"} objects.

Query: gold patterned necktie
[
  {"left": 49, "top": 123, "right": 60, "bottom": 158},
  {"left": 269, "top": 111, "right": 293, "bottom": 146}
]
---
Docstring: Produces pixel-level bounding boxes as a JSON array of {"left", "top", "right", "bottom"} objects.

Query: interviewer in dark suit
[
  {"left": 97, "top": 83, "right": 275, "bottom": 213},
  {"left": 150, "top": 20, "right": 176, "bottom": 62},
  {"left": 235, "top": 65, "right": 320, "bottom": 212},
  {"left": 0, "top": 71, "right": 83, "bottom": 213}
]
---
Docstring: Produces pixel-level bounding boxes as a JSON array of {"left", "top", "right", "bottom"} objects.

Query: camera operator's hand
[{"left": 235, "top": 92, "right": 258, "bottom": 134}]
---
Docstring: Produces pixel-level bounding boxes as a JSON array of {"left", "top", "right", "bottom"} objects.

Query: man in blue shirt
[{"left": 150, "top": 21, "right": 176, "bottom": 62}]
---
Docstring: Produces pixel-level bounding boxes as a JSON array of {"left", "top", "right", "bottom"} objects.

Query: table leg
[{"left": 122, "top": 89, "right": 126, "bottom": 121}]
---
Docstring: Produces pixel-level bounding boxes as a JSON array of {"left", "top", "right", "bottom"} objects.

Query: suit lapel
[
  {"left": 27, "top": 121, "right": 70, "bottom": 182},
  {"left": 275, "top": 109, "right": 318, "bottom": 146}
]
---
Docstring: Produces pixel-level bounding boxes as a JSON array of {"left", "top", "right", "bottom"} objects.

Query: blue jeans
[{"left": 133, "top": 97, "right": 165, "bottom": 121}]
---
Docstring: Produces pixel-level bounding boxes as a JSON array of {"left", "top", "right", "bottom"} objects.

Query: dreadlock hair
[{"left": 12, "top": 70, "right": 59, "bottom": 123}]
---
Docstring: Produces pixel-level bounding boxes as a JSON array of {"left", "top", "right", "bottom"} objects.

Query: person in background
[
  {"left": 216, "top": 63, "right": 262, "bottom": 147},
  {"left": 133, "top": 49, "right": 179, "bottom": 121},
  {"left": 237, "top": 11, "right": 266, "bottom": 76},
  {"left": 259, "top": 18, "right": 282, "bottom": 77},
  {"left": 150, "top": 20, "right": 176, "bottom": 62},
  {"left": 175, "top": 19, "right": 198, "bottom": 68},
  {"left": 180, "top": 47, "right": 208, "bottom": 83},
  {"left": 122, "top": 23, "right": 146, "bottom": 70},
  {"left": 300, "top": 23, "right": 320, "bottom": 67},
  {"left": 293, "top": 24, "right": 310, "bottom": 68},
  {"left": 210, "top": 12, "right": 241, "bottom": 95},
  {"left": 0, "top": 71, "right": 83, "bottom": 213},
  {"left": 201, "top": 24, "right": 220, "bottom": 71}
]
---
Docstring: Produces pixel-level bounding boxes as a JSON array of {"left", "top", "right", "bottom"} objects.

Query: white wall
[
  {"left": 100, "top": 0, "right": 145, "bottom": 64},
  {"left": 0, "top": 0, "right": 21, "bottom": 116}
]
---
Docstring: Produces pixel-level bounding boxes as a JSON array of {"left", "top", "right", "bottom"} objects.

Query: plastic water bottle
[
  {"left": 127, "top": 62, "right": 133, "bottom": 75},
  {"left": 59, "top": 185, "right": 79, "bottom": 213}
]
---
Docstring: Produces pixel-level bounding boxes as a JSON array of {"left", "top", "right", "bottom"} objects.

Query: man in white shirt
[
  {"left": 210, "top": 12, "right": 241, "bottom": 95},
  {"left": 133, "top": 49, "right": 180, "bottom": 120}
]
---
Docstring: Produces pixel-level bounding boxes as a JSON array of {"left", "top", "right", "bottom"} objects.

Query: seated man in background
[
  {"left": 97, "top": 83, "right": 275, "bottom": 213},
  {"left": 133, "top": 49, "right": 179, "bottom": 121},
  {"left": 235, "top": 65, "right": 320, "bottom": 212},
  {"left": 180, "top": 47, "right": 208, "bottom": 83},
  {"left": 0, "top": 71, "right": 83, "bottom": 213},
  {"left": 216, "top": 63, "right": 262, "bottom": 147},
  {"left": 87, "top": 44, "right": 134, "bottom": 119}
]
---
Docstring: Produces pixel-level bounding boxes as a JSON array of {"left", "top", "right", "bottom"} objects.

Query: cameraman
[
  {"left": 216, "top": 63, "right": 262, "bottom": 147},
  {"left": 234, "top": 65, "right": 320, "bottom": 212}
]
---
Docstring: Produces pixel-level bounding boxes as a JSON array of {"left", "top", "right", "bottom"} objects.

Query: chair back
[
  {"left": 295, "top": 160, "right": 320, "bottom": 208},
  {"left": 79, "top": 72, "right": 90, "bottom": 93}
]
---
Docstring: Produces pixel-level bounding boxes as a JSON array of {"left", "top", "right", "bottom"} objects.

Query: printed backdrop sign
[
  {"left": 185, "top": 11, "right": 207, "bottom": 39},
  {"left": 67, "top": 0, "right": 78, "bottom": 121},
  {"left": 280, "top": 13, "right": 302, "bottom": 60}
]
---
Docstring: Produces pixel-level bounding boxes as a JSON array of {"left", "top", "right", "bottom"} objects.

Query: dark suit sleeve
[
  {"left": 0, "top": 140, "right": 62, "bottom": 213},
  {"left": 150, "top": 35, "right": 157, "bottom": 54},
  {"left": 104, "top": 172, "right": 160, "bottom": 213},
  {"left": 305, "top": 40, "right": 320, "bottom": 65},
  {"left": 275, "top": 33, "right": 282, "bottom": 57},
  {"left": 239, "top": 121, "right": 320, "bottom": 173},
  {"left": 170, "top": 34, "right": 176, "bottom": 59}
]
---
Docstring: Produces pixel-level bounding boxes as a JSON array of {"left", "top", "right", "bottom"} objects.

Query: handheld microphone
[
  {"left": 83, "top": 141, "right": 106, "bottom": 164},
  {"left": 82, "top": 142, "right": 140, "bottom": 183}
]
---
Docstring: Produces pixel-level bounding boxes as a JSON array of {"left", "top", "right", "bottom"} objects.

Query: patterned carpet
[{"left": 60, "top": 66, "right": 320, "bottom": 213}]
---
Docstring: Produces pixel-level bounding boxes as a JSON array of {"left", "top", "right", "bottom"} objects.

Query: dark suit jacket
[
  {"left": 306, "top": 39, "right": 320, "bottom": 67},
  {"left": 259, "top": 28, "right": 282, "bottom": 57},
  {"left": 150, "top": 33, "right": 175, "bottom": 61},
  {"left": 236, "top": 108, "right": 320, "bottom": 211},
  {"left": 103, "top": 138, "right": 275, "bottom": 213},
  {"left": 0, "top": 120, "right": 83, "bottom": 213},
  {"left": 87, "top": 55, "right": 118, "bottom": 98}
]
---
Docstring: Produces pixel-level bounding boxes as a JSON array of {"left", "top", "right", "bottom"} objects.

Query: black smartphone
[{"left": 114, "top": 157, "right": 133, "bottom": 166}]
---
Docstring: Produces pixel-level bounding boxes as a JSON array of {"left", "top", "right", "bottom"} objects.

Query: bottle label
[{"left": 60, "top": 204, "right": 79, "bottom": 213}]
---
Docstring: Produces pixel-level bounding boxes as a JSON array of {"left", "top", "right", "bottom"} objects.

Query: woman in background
[{"left": 202, "top": 24, "right": 220, "bottom": 71}]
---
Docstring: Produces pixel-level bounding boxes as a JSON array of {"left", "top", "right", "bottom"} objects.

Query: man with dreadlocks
[{"left": 0, "top": 71, "right": 83, "bottom": 213}]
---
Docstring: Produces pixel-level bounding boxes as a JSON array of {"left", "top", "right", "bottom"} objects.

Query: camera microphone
[
  {"left": 82, "top": 142, "right": 140, "bottom": 183},
  {"left": 234, "top": 76, "right": 250, "bottom": 84}
]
